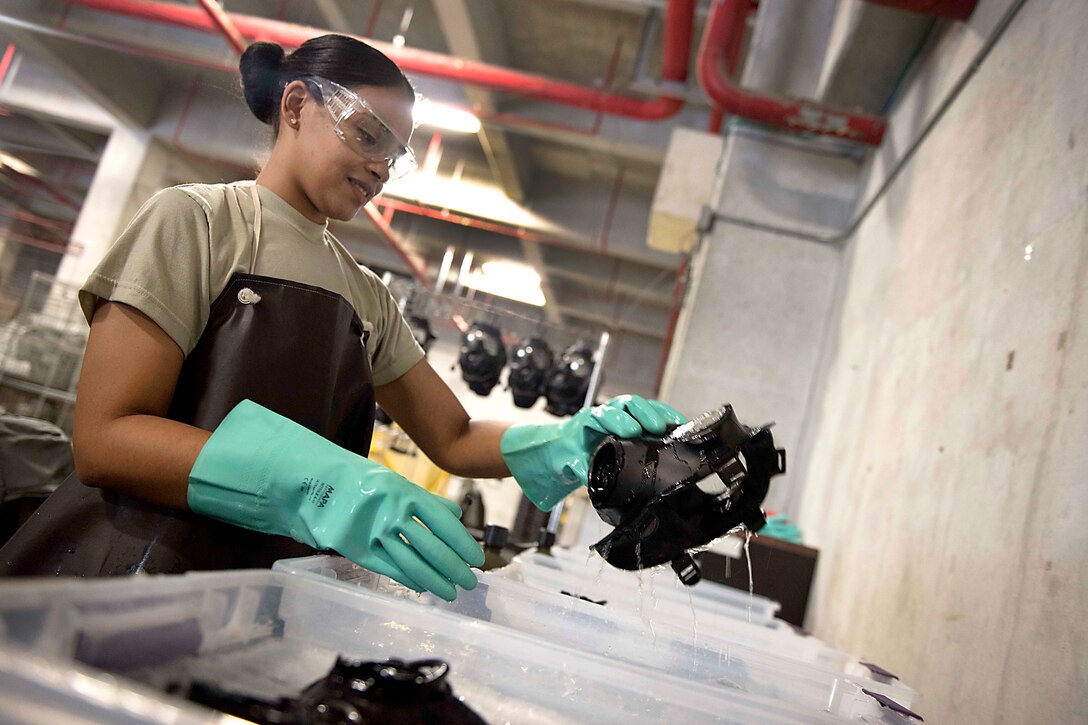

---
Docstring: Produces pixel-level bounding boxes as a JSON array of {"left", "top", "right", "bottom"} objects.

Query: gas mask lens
[{"left": 305, "top": 77, "right": 418, "bottom": 180}]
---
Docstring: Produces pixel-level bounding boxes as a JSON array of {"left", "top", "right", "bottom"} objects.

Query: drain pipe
[{"left": 65, "top": 0, "right": 695, "bottom": 121}]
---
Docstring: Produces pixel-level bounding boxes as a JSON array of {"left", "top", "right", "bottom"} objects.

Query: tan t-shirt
[{"left": 79, "top": 181, "right": 424, "bottom": 386}]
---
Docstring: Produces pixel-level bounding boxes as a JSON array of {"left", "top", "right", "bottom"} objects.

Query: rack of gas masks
[{"left": 388, "top": 277, "right": 609, "bottom": 418}]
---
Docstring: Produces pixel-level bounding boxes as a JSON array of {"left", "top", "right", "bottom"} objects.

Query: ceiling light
[
  {"left": 0, "top": 151, "right": 39, "bottom": 178},
  {"left": 414, "top": 98, "right": 481, "bottom": 134},
  {"left": 463, "top": 260, "right": 546, "bottom": 307}
]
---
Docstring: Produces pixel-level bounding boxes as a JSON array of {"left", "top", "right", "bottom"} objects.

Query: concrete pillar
[
  {"left": 657, "top": 0, "right": 862, "bottom": 517},
  {"left": 659, "top": 128, "right": 859, "bottom": 516},
  {"left": 54, "top": 124, "right": 155, "bottom": 288}
]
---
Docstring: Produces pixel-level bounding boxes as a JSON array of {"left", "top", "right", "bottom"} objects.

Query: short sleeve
[
  {"left": 79, "top": 187, "right": 211, "bottom": 355},
  {"left": 367, "top": 280, "right": 425, "bottom": 386}
]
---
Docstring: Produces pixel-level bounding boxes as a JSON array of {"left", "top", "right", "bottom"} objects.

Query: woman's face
[{"left": 286, "top": 81, "right": 414, "bottom": 222}]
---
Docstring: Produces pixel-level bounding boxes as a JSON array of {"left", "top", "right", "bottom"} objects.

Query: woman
[{"left": 0, "top": 36, "right": 684, "bottom": 601}]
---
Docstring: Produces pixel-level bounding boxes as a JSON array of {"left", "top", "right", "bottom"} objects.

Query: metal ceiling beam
[
  {"left": 558, "top": 305, "right": 666, "bottom": 339},
  {"left": 545, "top": 265, "right": 672, "bottom": 305},
  {"left": 429, "top": 0, "right": 563, "bottom": 324},
  {"left": 37, "top": 118, "right": 103, "bottom": 157},
  {"left": 311, "top": 0, "right": 353, "bottom": 34},
  {"left": 1, "top": 22, "right": 160, "bottom": 128},
  {"left": 430, "top": 0, "right": 531, "bottom": 203},
  {"left": 520, "top": 238, "right": 563, "bottom": 325}
]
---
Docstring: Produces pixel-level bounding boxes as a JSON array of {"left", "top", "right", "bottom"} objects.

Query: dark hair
[{"left": 239, "top": 35, "right": 414, "bottom": 133}]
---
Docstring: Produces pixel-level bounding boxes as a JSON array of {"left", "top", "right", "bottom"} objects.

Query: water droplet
[{"left": 744, "top": 530, "right": 754, "bottom": 624}]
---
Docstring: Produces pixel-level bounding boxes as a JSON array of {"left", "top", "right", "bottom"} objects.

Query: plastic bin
[
  {"left": 514, "top": 549, "right": 783, "bottom": 627},
  {"left": 0, "top": 569, "right": 845, "bottom": 724},
  {"left": 274, "top": 555, "right": 922, "bottom": 720},
  {"left": 495, "top": 554, "right": 848, "bottom": 667}
]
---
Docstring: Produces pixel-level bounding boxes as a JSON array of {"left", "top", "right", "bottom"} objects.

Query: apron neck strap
[{"left": 249, "top": 183, "right": 263, "bottom": 271}]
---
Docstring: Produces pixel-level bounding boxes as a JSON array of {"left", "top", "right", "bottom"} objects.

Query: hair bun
[{"left": 240, "top": 42, "right": 286, "bottom": 124}]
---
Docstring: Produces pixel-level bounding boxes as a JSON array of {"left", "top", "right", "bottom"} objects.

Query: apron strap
[{"left": 249, "top": 183, "right": 263, "bottom": 271}]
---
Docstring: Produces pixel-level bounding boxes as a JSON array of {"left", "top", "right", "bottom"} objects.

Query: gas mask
[
  {"left": 544, "top": 342, "right": 594, "bottom": 416},
  {"left": 507, "top": 337, "right": 554, "bottom": 408},
  {"left": 587, "top": 404, "right": 786, "bottom": 586},
  {"left": 458, "top": 322, "right": 506, "bottom": 396}
]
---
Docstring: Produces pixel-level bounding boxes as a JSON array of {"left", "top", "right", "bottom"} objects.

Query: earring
[{"left": 289, "top": 116, "right": 298, "bottom": 126}]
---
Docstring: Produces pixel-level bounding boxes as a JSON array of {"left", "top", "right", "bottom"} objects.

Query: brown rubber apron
[{"left": 0, "top": 185, "right": 376, "bottom": 576}]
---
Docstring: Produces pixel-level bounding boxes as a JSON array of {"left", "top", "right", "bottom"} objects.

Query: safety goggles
[{"left": 303, "top": 77, "right": 417, "bottom": 180}]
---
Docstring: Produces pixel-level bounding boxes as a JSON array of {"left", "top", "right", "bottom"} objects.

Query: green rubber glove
[
  {"left": 188, "top": 400, "right": 484, "bottom": 601},
  {"left": 501, "top": 394, "right": 687, "bottom": 511}
]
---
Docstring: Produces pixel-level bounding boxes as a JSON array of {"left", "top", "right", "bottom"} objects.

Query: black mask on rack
[
  {"left": 544, "top": 342, "right": 594, "bottom": 416},
  {"left": 458, "top": 322, "right": 506, "bottom": 396},
  {"left": 507, "top": 337, "right": 554, "bottom": 408},
  {"left": 587, "top": 404, "right": 786, "bottom": 586},
  {"left": 407, "top": 314, "right": 436, "bottom": 355}
]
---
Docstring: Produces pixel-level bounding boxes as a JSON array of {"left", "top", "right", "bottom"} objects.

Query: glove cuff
[
  {"left": 187, "top": 400, "right": 316, "bottom": 546},
  {"left": 501, "top": 424, "right": 584, "bottom": 512}
]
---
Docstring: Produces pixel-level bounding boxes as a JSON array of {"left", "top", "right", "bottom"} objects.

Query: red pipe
[
  {"left": 698, "top": 0, "right": 886, "bottom": 145},
  {"left": 0, "top": 207, "right": 74, "bottom": 234},
  {"left": 0, "top": 43, "right": 16, "bottom": 87},
  {"left": 707, "top": 105, "right": 724, "bottom": 134},
  {"left": 864, "top": 0, "right": 976, "bottom": 20},
  {"left": 707, "top": 0, "right": 753, "bottom": 133},
  {"left": 67, "top": 0, "right": 694, "bottom": 121},
  {"left": 196, "top": 0, "right": 247, "bottom": 55},
  {"left": 1, "top": 230, "right": 80, "bottom": 255},
  {"left": 361, "top": 204, "right": 429, "bottom": 284},
  {"left": 7, "top": 173, "right": 82, "bottom": 211},
  {"left": 372, "top": 197, "right": 619, "bottom": 258}
]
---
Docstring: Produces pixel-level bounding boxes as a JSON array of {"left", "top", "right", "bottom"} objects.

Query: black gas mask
[
  {"left": 458, "top": 322, "right": 506, "bottom": 396},
  {"left": 544, "top": 342, "right": 594, "bottom": 416},
  {"left": 507, "top": 337, "right": 554, "bottom": 408},
  {"left": 587, "top": 404, "right": 786, "bottom": 586},
  {"left": 187, "top": 657, "right": 485, "bottom": 724}
]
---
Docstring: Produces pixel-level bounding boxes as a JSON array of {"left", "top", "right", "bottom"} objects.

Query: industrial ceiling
[{"left": 0, "top": 0, "right": 940, "bottom": 394}]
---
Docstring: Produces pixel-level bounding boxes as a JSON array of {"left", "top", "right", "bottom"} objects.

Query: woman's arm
[
  {"left": 72, "top": 301, "right": 210, "bottom": 509},
  {"left": 374, "top": 359, "right": 512, "bottom": 479}
]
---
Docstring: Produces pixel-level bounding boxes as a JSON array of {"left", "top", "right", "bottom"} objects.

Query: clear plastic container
[
  {"left": 512, "top": 548, "right": 783, "bottom": 627},
  {"left": 495, "top": 554, "right": 847, "bottom": 666},
  {"left": 0, "top": 569, "right": 844, "bottom": 724},
  {"left": 274, "top": 555, "right": 922, "bottom": 720}
]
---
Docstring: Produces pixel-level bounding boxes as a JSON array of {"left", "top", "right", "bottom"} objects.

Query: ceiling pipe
[
  {"left": 0, "top": 207, "right": 74, "bottom": 234},
  {"left": 65, "top": 0, "right": 694, "bottom": 121},
  {"left": 707, "top": 0, "right": 753, "bottom": 133},
  {"left": 195, "top": 0, "right": 246, "bottom": 55},
  {"left": 698, "top": 0, "right": 886, "bottom": 145},
  {"left": 361, "top": 204, "right": 429, "bottom": 284},
  {"left": 371, "top": 196, "right": 642, "bottom": 260}
]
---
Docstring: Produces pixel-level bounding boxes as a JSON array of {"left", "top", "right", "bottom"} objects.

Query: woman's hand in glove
[
  {"left": 188, "top": 400, "right": 484, "bottom": 601},
  {"left": 500, "top": 394, "right": 687, "bottom": 511}
]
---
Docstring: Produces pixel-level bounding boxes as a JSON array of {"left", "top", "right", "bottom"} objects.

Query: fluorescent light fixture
[
  {"left": 0, "top": 151, "right": 39, "bottom": 178},
  {"left": 463, "top": 260, "right": 546, "bottom": 307},
  {"left": 414, "top": 98, "right": 481, "bottom": 134}
]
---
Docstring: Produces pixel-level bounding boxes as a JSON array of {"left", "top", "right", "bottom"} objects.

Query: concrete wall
[
  {"left": 657, "top": 0, "right": 877, "bottom": 515},
  {"left": 797, "top": 1, "right": 1088, "bottom": 722}
]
